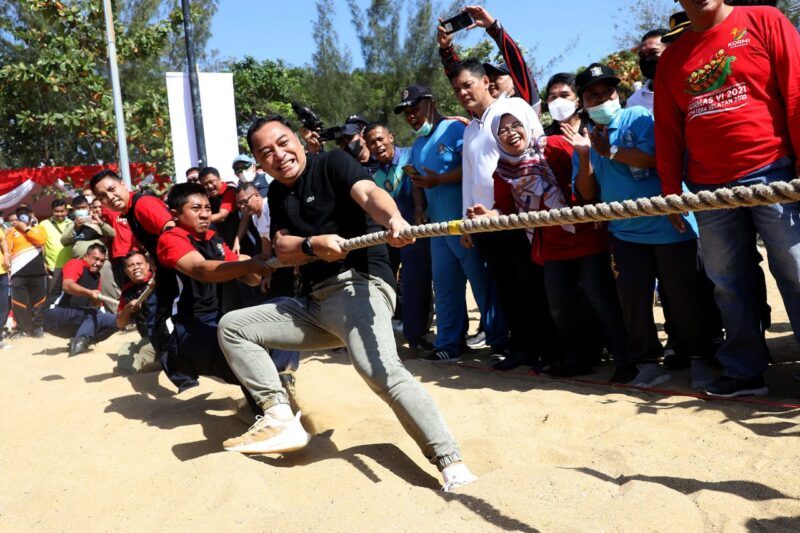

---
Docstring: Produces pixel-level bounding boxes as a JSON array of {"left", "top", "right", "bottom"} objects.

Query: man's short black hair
[
  {"left": 51, "top": 198, "right": 67, "bottom": 210},
  {"left": 363, "top": 123, "right": 391, "bottom": 138},
  {"left": 546, "top": 72, "right": 578, "bottom": 98},
  {"left": 197, "top": 166, "right": 220, "bottom": 181},
  {"left": 167, "top": 182, "right": 208, "bottom": 212},
  {"left": 185, "top": 166, "right": 200, "bottom": 177},
  {"left": 236, "top": 182, "right": 260, "bottom": 195},
  {"left": 89, "top": 169, "right": 122, "bottom": 192},
  {"left": 246, "top": 114, "right": 294, "bottom": 154},
  {"left": 72, "top": 195, "right": 89, "bottom": 208},
  {"left": 641, "top": 29, "right": 668, "bottom": 42},
  {"left": 86, "top": 242, "right": 107, "bottom": 256},
  {"left": 447, "top": 58, "right": 487, "bottom": 82},
  {"left": 124, "top": 249, "right": 147, "bottom": 264}
]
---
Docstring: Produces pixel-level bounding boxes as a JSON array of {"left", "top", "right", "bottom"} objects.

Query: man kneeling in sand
[
  {"left": 115, "top": 250, "right": 160, "bottom": 373},
  {"left": 217, "top": 115, "right": 477, "bottom": 492},
  {"left": 44, "top": 243, "right": 117, "bottom": 356}
]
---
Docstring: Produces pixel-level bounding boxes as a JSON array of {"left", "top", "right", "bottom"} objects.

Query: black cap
[
  {"left": 576, "top": 63, "right": 621, "bottom": 96},
  {"left": 15, "top": 203, "right": 32, "bottom": 214},
  {"left": 661, "top": 11, "right": 690, "bottom": 43},
  {"left": 483, "top": 63, "right": 510, "bottom": 77},
  {"left": 339, "top": 114, "right": 370, "bottom": 137},
  {"left": 393, "top": 85, "right": 434, "bottom": 114},
  {"left": 345, "top": 114, "right": 370, "bottom": 127}
]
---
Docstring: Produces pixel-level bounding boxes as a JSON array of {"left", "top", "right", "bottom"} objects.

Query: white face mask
[
  {"left": 239, "top": 169, "right": 256, "bottom": 182},
  {"left": 548, "top": 97, "right": 577, "bottom": 122}
]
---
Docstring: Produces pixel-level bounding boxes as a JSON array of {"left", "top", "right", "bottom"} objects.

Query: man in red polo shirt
[
  {"left": 156, "top": 182, "right": 272, "bottom": 396},
  {"left": 44, "top": 243, "right": 117, "bottom": 356},
  {"left": 90, "top": 170, "right": 177, "bottom": 368},
  {"left": 655, "top": 1, "right": 800, "bottom": 397}
]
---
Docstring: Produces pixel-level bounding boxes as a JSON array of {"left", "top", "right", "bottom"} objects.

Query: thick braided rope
[{"left": 266, "top": 178, "right": 800, "bottom": 268}]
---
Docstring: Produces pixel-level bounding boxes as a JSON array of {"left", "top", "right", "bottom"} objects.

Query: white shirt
[
  {"left": 462, "top": 99, "right": 503, "bottom": 217},
  {"left": 626, "top": 80, "right": 654, "bottom": 113},
  {"left": 251, "top": 202, "right": 271, "bottom": 239}
]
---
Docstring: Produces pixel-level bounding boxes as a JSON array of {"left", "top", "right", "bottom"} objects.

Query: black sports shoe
[
  {"left": 422, "top": 349, "right": 460, "bottom": 364},
  {"left": 609, "top": 364, "right": 638, "bottom": 384},
  {"left": 408, "top": 338, "right": 434, "bottom": 352},
  {"left": 69, "top": 336, "right": 91, "bottom": 357},
  {"left": 31, "top": 327, "right": 45, "bottom": 338},
  {"left": 704, "top": 376, "right": 768, "bottom": 398}
]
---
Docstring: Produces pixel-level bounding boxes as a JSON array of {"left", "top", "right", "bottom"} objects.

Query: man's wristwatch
[
  {"left": 301, "top": 236, "right": 315, "bottom": 257},
  {"left": 608, "top": 145, "right": 619, "bottom": 160}
]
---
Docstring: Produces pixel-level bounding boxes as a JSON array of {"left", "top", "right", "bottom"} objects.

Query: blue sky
[{"left": 207, "top": 1, "right": 667, "bottom": 87}]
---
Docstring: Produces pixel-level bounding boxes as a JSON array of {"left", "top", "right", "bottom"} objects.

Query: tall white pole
[{"left": 102, "top": 0, "right": 132, "bottom": 189}]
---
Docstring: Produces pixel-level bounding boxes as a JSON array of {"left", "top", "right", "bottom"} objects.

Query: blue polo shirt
[
  {"left": 410, "top": 119, "right": 465, "bottom": 223},
  {"left": 373, "top": 146, "right": 414, "bottom": 223},
  {"left": 571, "top": 106, "right": 696, "bottom": 245}
]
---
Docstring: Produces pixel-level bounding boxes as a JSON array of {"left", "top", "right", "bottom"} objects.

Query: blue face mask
[{"left": 586, "top": 98, "right": 621, "bottom": 125}]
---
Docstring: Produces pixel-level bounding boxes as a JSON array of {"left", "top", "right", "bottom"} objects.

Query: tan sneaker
[{"left": 223, "top": 411, "right": 310, "bottom": 454}]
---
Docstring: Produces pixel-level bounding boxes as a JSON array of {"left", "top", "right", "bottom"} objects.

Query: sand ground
[{"left": 1, "top": 263, "right": 799, "bottom": 532}]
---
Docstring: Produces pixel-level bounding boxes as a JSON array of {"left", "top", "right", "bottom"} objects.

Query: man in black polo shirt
[
  {"left": 43, "top": 243, "right": 117, "bottom": 356},
  {"left": 217, "top": 114, "right": 476, "bottom": 492},
  {"left": 157, "top": 183, "right": 273, "bottom": 397}
]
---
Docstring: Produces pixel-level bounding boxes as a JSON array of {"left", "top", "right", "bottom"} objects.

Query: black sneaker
[
  {"left": 609, "top": 364, "right": 638, "bottom": 384},
  {"left": 422, "top": 349, "right": 461, "bottom": 364},
  {"left": 32, "top": 327, "right": 45, "bottom": 338},
  {"left": 9, "top": 330, "right": 27, "bottom": 339},
  {"left": 704, "top": 376, "right": 768, "bottom": 398},
  {"left": 408, "top": 338, "right": 434, "bottom": 352}
]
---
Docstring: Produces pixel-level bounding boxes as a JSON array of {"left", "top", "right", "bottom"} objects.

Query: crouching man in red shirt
[
  {"left": 156, "top": 183, "right": 273, "bottom": 409},
  {"left": 43, "top": 243, "right": 117, "bottom": 356}
]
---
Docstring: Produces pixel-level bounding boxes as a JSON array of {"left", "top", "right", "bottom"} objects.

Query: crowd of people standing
[{"left": 1, "top": 0, "right": 798, "bottom": 493}]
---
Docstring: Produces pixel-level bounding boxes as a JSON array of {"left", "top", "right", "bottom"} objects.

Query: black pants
[
  {"left": 475, "top": 230, "right": 560, "bottom": 360},
  {"left": 610, "top": 237, "right": 710, "bottom": 364},
  {"left": 11, "top": 274, "right": 46, "bottom": 333},
  {"left": 543, "top": 253, "right": 629, "bottom": 368}
]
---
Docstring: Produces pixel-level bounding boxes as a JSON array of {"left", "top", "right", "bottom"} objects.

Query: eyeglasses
[
  {"left": 233, "top": 165, "right": 251, "bottom": 174},
  {"left": 236, "top": 192, "right": 257, "bottom": 208},
  {"left": 497, "top": 121, "right": 525, "bottom": 138}
]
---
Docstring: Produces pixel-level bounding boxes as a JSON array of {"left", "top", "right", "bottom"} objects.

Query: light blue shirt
[
  {"left": 572, "top": 106, "right": 697, "bottom": 245},
  {"left": 411, "top": 119, "right": 465, "bottom": 223},
  {"left": 373, "top": 146, "right": 414, "bottom": 222}
]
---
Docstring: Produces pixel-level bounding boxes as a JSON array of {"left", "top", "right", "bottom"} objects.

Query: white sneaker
[
  {"left": 223, "top": 410, "right": 310, "bottom": 454},
  {"left": 441, "top": 463, "right": 478, "bottom": 492}
]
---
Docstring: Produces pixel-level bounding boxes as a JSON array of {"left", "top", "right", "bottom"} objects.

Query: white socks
[
  {"left": 264, "top": 403, "right": 293, "bottom": 422},
  {"left": 441, "top": 463, "right": 478, "bottom": 492}
]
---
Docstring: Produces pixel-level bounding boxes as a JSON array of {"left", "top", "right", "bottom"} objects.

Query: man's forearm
[{"left": 361, "top": 187, "right": 404, "bottom": 228}]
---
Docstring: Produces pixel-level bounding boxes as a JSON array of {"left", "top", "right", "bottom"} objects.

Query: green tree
[
  {"left": 0, "top": 0, "right": 215, "bottom": 177},
  {"left": 228, "top": 56, "right": 307, "bottom": 148}
]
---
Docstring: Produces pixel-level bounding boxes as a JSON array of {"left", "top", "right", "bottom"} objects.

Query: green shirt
[{"left": 40, "top": 217, "right": 72, "bottom": 269}]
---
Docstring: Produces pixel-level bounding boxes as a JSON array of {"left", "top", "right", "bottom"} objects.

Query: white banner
[
  {"left": 166, "top": 72, "right": 240, "bottom": 183},
  {"left": 0, "top": 180, "right": 36, "bottom": 211}
]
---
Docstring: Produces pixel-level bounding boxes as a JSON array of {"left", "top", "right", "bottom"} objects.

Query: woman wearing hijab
[{"left": 469, "top": 96, "right": 631, "bottom": 381}]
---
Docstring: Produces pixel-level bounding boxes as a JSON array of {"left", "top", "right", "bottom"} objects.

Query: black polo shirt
[{"left": 268, "top": 149, "right": 395, "bottom": 293}]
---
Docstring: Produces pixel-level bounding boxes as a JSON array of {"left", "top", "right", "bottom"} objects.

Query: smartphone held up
[{"left": 441, "top": 11, "right": 473, "bottom": 35}]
